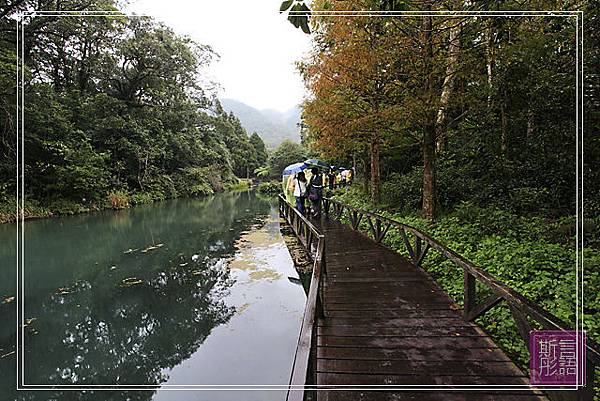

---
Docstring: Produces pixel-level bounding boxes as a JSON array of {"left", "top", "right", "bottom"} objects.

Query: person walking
[
  {"left": 327, "top": 169, "right": 336, "bottom": 190},
  {"left": 292, "top": 171, "right": 307, "bottom": 214},
  {"left": 307, "top": 167, "right": 324, "bottom": 217}
]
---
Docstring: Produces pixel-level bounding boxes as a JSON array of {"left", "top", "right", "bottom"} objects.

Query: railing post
[
  {"left": 319, "top": 238, "right": 327, "bottom": 318},
  {"left": 577, "top": 357, "right": 594, "bottom": 401},
  {"left": 463, "top": 270, "right": 476, "bottom": 321},
  {"left": 400, "top": 228, "right": 415, "bottom": 260}
]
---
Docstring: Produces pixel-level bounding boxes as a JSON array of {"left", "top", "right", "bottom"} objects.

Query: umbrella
[
  {"left": 304, "top": 159, "right": 330, "bottom": 169},
  {"left": 282, "top": 162, "right": 308, "bottom": 175}
]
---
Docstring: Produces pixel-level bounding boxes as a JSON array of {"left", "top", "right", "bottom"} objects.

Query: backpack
[{"left": 308, "top": 185, "right": 319, "bottom": 201}]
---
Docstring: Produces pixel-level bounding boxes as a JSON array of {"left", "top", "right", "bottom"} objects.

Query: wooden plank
[
  {"left": 323, "top": 281, "right": 438, "bottom": 290},
  {"left": 316, "top": 372, "right": 531, "bottom": 385},
  {"left": 317, "top": 325, "right": 482, "bottom": 337},
  {"left": 325, "top": 310, "right": 462, "bottom": 318},
  {"left": 317, "top": 346, "right": 512, "bottom": 362},
  {"left": 317, "top": 335, "right": 498, "bottom": 349},
  {"left": 317, "top": 391, "right": 547, "bottom": 401},
  {"left": 322, "top": 310, "right": 461, "bottom": 318},
  {"left": 327, "top": 300, "right": 463, "bottom": 314},
  {"left": 326, "top": 277, "right": 435, "bottom": 283},
  {"left": 325, "top": 293, "right": 452, "bottom": 302},
  {"left": 318, "top": 316, "right": 466, "bottom": 327},
  {"left": 317, "top": 359, "right": 526, "bottom": 377}
]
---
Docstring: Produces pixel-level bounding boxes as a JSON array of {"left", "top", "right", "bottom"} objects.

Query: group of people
[
  {"left": 286, "top": 167, "right": 353, "bottom": 218},
  {"left": 288, "top": 167, "right": 324, "bottom": 217},
  {"left": 326, "top": 168, "right": 353, "bottom": 190}
]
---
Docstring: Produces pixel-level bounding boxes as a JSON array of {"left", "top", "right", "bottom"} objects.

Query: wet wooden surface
[{"left": 311, "top": 217, "right": 547, "bottom": 401}]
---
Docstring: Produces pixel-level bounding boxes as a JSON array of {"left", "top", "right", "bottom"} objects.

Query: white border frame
[{"left": 14, "top": 8, "right": 584, "bottom": 394}]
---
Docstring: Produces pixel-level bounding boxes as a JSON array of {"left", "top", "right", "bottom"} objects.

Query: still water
[{"left": 0, "top": 190, "right": 306, "bottom": 401}]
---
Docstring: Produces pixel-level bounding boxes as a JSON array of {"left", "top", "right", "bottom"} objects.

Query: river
[{"left": 0, "top": 190, "right": 306, "bottom": 401}]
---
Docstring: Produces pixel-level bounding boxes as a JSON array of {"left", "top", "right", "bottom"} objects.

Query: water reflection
[{"left": 0, "top": 191, "right": 303, "bottom": 401}]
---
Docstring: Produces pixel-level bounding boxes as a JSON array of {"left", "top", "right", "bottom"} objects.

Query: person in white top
[{"left": 290, "top": 171, "right": 308, "bottom": 214}]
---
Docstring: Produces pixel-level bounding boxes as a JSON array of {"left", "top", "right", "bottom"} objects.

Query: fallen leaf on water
[
  {"left": 2, "top": 296, "right": 15, "bottom": 304},
  {"left": 141, "top": 243, "right": 164, "bottom": 253},
  {"left": 235, "top": 303, "right": 251, "bottom": 315},
  {"left": 120, "top": 278, "right": 144, "bottom": 287},
  {"left": 1, "top": 351, "right": 15, "bottom": 359}
]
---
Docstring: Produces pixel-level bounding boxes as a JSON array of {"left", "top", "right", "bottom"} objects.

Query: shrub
[
  {"left": 257, "top": 181, "right": 280, "bottom": 195},
  {"left": 107, "top": 191, "right": 129, "bottom": 209},
  {"left": 47, "top": 199, "right": 88, "bottom": 215},
  {"left": 129, "top": 192, "right": 157, "bottom": 205},
  {"left": 225, "top": 179, "right": 251, "bottom": 191}
]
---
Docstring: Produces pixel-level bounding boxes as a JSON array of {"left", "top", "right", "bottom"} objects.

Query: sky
[{"left": 125, "top": 0, "right": 312, "bottom": 112}]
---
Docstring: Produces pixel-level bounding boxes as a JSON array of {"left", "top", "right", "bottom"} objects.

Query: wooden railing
[
  {"left": 279, "top": 195, "right": 326, "bottom": 401},
  {"left": 322, "top": 197, "right": 599, "bottom": 401}
]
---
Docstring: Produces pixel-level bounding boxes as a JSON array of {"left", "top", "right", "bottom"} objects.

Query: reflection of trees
[
  {"left": 0, "top": 190, "right": 273, "bottom": 401},
  {"left": 32, "top": 261, "right": 235, "bottom": 386}
]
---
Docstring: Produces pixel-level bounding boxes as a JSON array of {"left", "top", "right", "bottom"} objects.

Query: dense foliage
[
  {"left": 0, "top": 0, "right": 268, "bottom": 220},
  {"left": 266, "top": 139, "right": 308, "bottom": 177},
  {"left": 298, "top": 0, "right": 598, "bottom": 220}
]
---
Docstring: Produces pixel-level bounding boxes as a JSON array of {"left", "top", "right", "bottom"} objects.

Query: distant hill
[{"left": 220, "top": 98, "right": 301, "bottom": 148}]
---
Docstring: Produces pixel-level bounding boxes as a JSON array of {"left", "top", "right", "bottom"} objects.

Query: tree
[
  {"left": 299, "top": 0, "right": 468, "bottom": 214},
  {"left": 0, "top": 6, "right": 259, "bottom": 210},
  {"left": 268, "top": 140, "right": 306, "bottom": 177},
  {"left": 250, "top": 132, "right": 268, "bottom": 167}
]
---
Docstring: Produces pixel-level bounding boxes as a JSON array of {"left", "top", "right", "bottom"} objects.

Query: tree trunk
[
  {"left": 501, "top": 87, "right": 508, "bottom": 156},
  {"left": 436, "top": 21, "right": 461, "bottom": 152},
  {"left": 422, "top": 11, "right": 436, "bottom": 220},
  {"left": 422, "top": 130, "right": 436, "bottom": 220},
  {"left": 362, "top": 154, "right": 369, "bottom": 195},
  {"left": 486, "top": 22, "right": 494, "bottom": 107},
  {"left": 370, "top": 135, "right": 381, "bottom": 204}
]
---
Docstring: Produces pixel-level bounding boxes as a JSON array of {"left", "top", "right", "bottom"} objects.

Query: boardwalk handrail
[
  {"left": 278, "top": 195, "right": 325, "bottom": 401},
  {"left": 323, "top": 196, "right": 599, "bottom": 398}
]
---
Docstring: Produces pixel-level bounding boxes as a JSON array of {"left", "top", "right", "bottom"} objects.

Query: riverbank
[{"left": 0, "top": 179, "right": 252, "bottom": 224}]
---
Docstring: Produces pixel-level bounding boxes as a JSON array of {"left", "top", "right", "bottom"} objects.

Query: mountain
[{"left": 220, "top": 98, "right": 301, "bottom": 148}]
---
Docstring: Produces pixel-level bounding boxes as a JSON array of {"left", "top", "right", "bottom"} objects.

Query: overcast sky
[{"left": 125, "top": 0, "right": 312, "bottom": 112}]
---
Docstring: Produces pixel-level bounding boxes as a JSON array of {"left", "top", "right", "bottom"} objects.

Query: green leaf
[
  {"left": 288, "top": 15, "right": 301, "bottom": 28},
  {"left": 279, "top": 0, "right": 293, "bottom": 13},
  {"left": 300, "top": 18, "right": 311, "bottom": 34},
  {"left": 299, "top": 2, "right": 311, "bottom": 16}
]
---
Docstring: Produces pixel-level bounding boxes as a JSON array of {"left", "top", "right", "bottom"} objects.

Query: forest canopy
[
  {"left": 296, "top": 0, "right": 598, "bottom": 220},
  {"left": 0, "top": 0, "right": 268, "bottom": 217}
]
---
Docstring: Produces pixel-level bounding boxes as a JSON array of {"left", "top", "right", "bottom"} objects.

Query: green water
[{"left": 0, "top": 191, "right": 306, "bottom": 401}]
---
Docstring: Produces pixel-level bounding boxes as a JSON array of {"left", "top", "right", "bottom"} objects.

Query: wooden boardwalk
[
  {"left": 279, "top": 195, "right": 598, "bottom": 401},
  {"left": 311, "top": 218, "right": 547, "bottom": 401}
]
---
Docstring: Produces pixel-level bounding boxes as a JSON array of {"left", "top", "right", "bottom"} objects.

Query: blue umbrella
[{"left": 283, "top": 162, "right": 308, "bottom": 175}]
